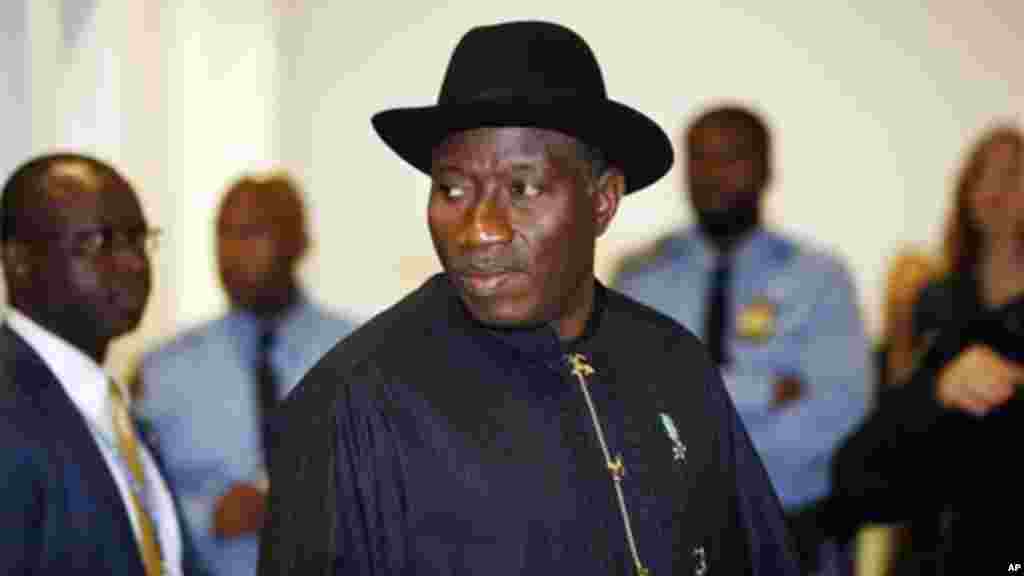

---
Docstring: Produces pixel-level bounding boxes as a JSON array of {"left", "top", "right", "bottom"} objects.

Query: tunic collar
[{"left": 440, "top": 273, "right": 607, "bottom": 372}]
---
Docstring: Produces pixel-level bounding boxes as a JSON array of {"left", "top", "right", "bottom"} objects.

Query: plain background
[{"left": 2, "top": 0, "right": 1021, "bottom": 386}]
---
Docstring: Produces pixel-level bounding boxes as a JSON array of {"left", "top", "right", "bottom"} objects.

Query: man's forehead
[
  {"left": 690, "top": 120, "right": 757, "bottom": 149},
  {"left": 50, "top": 159, "right": 102, "bottom": 186},
  {"left": 43, "top": 160, "right": 107, "bottom": 201},
  {"left": 434, "top": 126, "right": 583, "bottom": 168},
  {"left": 44, "top": 161, "right": 137, "bottom": 214},
  {"left": 220, "top": 182, "right": 299, "bottom": 221},
  {"left": 218, "top": 185, "right": 308, "bottom": 247}
]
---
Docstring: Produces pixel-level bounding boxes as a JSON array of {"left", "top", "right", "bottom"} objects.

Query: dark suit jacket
[{"left": 0, "top": 325, "right": 205, "bottom": 575}]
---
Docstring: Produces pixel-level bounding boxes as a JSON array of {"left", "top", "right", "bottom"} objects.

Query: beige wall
[
  {"left": 1, "top": 0, "right": 283, "bottom": 381},
  {"left": 3, "top": 0, "right": 1023, "bottom": 380},
  {"left": 286, "top": 1, "right": 1023, "bottom": 342}
]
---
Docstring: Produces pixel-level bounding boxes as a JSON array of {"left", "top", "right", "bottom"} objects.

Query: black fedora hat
[{"left": 371, "top": 20, "right": 673, "bottom": 194}]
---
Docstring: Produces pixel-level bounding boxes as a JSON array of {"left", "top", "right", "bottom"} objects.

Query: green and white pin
[{"left": 658, "top": 413, "right": 686, "bottom": 462}]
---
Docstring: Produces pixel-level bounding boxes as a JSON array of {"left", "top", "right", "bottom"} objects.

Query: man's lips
[{"left": 455, "top": 269, "right": 523, "bottom": 296}]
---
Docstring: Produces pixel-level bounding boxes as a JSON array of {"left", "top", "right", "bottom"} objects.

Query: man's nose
[
  {"left": 692, "top": 157, "right": 725, "bottom": 179},
  {"left": 458, "top": 195, "right": 513, "bottom": 248}
]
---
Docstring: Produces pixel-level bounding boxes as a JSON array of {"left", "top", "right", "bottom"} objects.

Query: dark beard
[{"left": 695, "top": 206, "right": 760, "bottom": 252}]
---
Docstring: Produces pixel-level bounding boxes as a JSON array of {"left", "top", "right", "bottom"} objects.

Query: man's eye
[
  {"left": 80, "top": 230, "right": 108, "bottom": 254},
  {"left": 441, "top": 185, "right": 466, "bottom": 199},
  {"left": 512, "top": 183, "right": 541, "bottom": 198}
]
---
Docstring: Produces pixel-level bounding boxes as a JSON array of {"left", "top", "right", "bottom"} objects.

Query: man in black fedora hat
[{"left": 259, "top": 20, "right": 798, "bottom": 575}]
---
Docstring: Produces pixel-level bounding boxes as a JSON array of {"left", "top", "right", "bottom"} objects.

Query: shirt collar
[
  {"left": 692, "top": 226, "right": 770, "bottom": 269},
  {"left": 5, "top": 308, "right": 120, "bottom": 435},
  {"left": 232, "top": 292, "right": 311, "bottom": 337}
]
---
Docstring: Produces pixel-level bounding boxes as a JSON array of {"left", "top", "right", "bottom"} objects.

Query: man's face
[
  {"left": 216, "top": 187, "right": 301, "bottom": 312},
  {"left": 687, "top": 121, "right": 766, "bottom": 215},
  {"left": 22, "top": 162, "right": 152, "bottom": 343},
  {"left": 429, "top": 127, "right": 618, "bottom": 337}
]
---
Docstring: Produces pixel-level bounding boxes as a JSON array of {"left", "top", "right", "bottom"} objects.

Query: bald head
[
  {"left": 2, "top": 153, "right": 126, "bottom": 244},
  {"left": 686, "top": 106, "right": 772, "bottom": 207},
  {"left": 219, "top": 173, "right": 307, "bottom": 240},
  {"left": 686, "top": 105, "right": 773, "bottom": 249},
  {"left": 216, "top": 171, "right": 309, "bottom": 316}
]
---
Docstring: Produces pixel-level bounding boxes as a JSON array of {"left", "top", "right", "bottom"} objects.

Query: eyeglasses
[{"left": 72, "top": 226, "right": 163, "bottom": 259}]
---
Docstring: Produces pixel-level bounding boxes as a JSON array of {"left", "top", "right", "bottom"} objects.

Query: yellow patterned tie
[{"left": 109, "top": 381, "right": 164, "bottom": 576}]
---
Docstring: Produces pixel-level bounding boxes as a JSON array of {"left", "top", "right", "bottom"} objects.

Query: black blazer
[{"left": 0, "top": 325, "right": 206, "bottom": 575}]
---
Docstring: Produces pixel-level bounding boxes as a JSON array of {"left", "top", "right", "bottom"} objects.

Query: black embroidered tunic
[{"left": 260, "top": 274, "right": 797, "bottom": 575}]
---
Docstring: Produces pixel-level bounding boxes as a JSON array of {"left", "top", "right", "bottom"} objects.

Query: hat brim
[{"left": 371, "top": 97, "right": 673, "bottom": 194}]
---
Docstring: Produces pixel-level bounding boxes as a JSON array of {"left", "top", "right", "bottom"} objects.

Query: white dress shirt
[{"left": 6, "top": 309, "right": 183, "bottom": 576}]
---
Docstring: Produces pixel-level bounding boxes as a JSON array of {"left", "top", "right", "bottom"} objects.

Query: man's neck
[
  {"left": 706, "top": 232, "right": 745, "bottom": 255},
  {"left": 694, "top": 205, "right": 761, "bottom": 255},
  {"left": 704, "top": 226, "right": 758, "bottom": 256},
  {"left": 10, "top": 304, "right": 108, "bottom": 364},
  {"left": 246, "top": 282, "right": 301, "bottom": 324},
  {"left": 552, "top": 275, "right": 595, "bottom": 343}
]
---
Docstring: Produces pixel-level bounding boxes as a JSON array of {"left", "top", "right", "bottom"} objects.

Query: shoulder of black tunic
[
  {"left": 603, "top": 287, "right": 799, "bottom": 575},
  {"left": 597, "top": 286, "right": 723, "bottom": 406},
  {"left": 261, "top": 274, "right": 453, "bottom": 576},
  {"left": 283, "top": 274, "right": 451, "bottom": 410}
]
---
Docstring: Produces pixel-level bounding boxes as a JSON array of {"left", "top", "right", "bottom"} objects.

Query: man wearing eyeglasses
[{"left": 0, "top": 153, "right": 200, "bottom": 574}]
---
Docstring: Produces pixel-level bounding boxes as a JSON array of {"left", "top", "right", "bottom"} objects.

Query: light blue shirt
[
  {"left": 615, "top": 227, "right": 869, "bottom": 510},
  {"left": 136, "top": 297, "right": 358, "bottom": 576}
]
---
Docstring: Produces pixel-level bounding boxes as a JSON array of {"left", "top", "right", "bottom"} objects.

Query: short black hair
[
  {"left": 577, "top": 141, "right": 609, "bottom": 182},
  {"left": 1, "top": 153, "right": 119, "bottom": 243}
]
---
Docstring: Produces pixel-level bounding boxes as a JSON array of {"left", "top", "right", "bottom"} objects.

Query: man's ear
[
  {"left": 2, "top": 241, "right": 31, "bottom": 285},
  {"left": 592, "top": 168, "right": 625, "bottom": 238},
  {"left": 289, "top": 227, "right": 310, "bottom": 269}
]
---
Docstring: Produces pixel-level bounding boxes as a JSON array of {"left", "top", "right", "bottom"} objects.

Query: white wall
[
  {"left": 284, "top": 1, "right": 1023, "bottom": 338},
  {"left": 2, "top": 1, "right": 1022, "bottom": 383},
  {"left": 2, "top": 0, "right": 283, "bottom": 381},
  {"left": 0, "top": 1, "right": 29, "bottom": 310},
  {"left": 0, "top": 2, "right": 29, "bottom": 183}
]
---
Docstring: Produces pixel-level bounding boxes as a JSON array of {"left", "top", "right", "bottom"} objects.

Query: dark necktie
[
  {"left": 705, "top": 254, "right": 732, "bottom": 366},
  {"left": 258, "top": 323, "right": 278, "bottom": 459}
]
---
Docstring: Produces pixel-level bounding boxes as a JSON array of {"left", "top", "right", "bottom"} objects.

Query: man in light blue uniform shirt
[
  {"left": 137, "top": 172, "right": 358, "bottom": 576},
  {"left": 615, "top": 106, "right": 868, "bottom": 576}
]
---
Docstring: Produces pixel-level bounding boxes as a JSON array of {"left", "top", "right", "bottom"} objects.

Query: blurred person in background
[
  {"left": 136, "top": 171, "right": 358, "bottom": 576},
  {"left": 615, "top": 104, "right": 869, "bottom": 576},
  {"left": 830, "top": 122, "right": 1024, "bottom": 574},
  {"left": 914, "top": 125, "right": 1024, "bottom": 347},
  {"left": 0, "top": 153, "right": 201, "bottom": 575}
]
